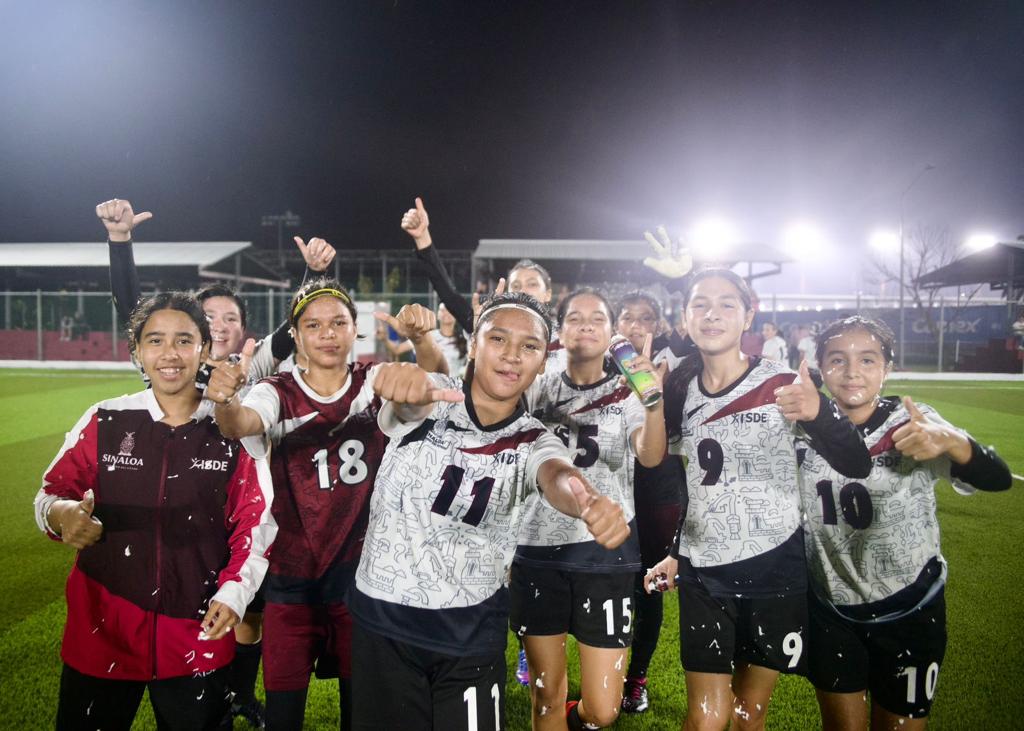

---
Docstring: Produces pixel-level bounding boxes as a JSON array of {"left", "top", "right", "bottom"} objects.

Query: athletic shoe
[
  {"left": 621, "top": 676, "right": 649, "bottom": 714},
  {"left": 232, "top": 699, "right": 266, "bottom": 729},
  {"left": 516, "top": 649, "right": 530, "bottom": 686}
]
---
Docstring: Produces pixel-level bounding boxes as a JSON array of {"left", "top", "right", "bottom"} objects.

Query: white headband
[{"left": 480, "top": 303, "right": 550, "bottom": 340}]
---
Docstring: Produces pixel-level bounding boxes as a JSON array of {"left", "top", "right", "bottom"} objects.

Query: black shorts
[
  {"left": 246, "top": 582, "right": 266, "bottom": 614},
  {"left": 678, "top": 579, "right": 808, "bottom": 675},
  {"left": 808, "top": 588, "right": 947, "bottom": 718},
  {"left": 351, "top": 623, "right": 506, "bottom": 731},
  {"left": 509, "top": 563, "right": 634, "bottom": 648}
]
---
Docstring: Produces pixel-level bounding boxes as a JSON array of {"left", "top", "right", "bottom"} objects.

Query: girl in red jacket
[{"left": 34, "top": 292, "right": 276, "bottom": 731}]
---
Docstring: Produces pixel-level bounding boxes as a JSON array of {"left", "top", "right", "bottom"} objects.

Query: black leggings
[
  {"left": 56, "top": 663, "right": 229, "bottom": 731},
  {"left": 626, "top": 572, "right": 664, "bottom": 678}
]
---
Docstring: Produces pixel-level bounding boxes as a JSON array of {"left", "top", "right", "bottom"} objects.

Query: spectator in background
[
  {"left": 798, "top": 323, "right": 820, "bottom": 368},
  {"left": 59, "top": 314, "right": 73, "bottom": 342},
  {"left": 1012, "top": 311, "right": 1024, "bottom": 351},
  {"left": 72, "top": 310, "right": 89, "bottom": 341},
  {"left": 761, "top": 321, "right": 788, "bottom": 362}
]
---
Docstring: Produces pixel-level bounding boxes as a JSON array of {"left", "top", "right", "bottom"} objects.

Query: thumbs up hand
[
  {"left": 892, "top": 396, "right": 969, "bottom": 462},
  {"left": 400, "top": 197, "right": 432, "bottom": 249},
  {"left": 568, "top": 475, "right": 630, "bottom": 549},
  {"left": 55, "top": 489, "right": 104, "bottom": 549},
  {"left": 775, "top": 360, "right": 822, "bottom": 422},
  {"left": 95, "top": 199, "right": 153, "bottom": 243},
  {"left": 207, "top": 338, "right": 256, "bottom": 405}
]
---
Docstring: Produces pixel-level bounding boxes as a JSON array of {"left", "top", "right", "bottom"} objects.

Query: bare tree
[{"left": 866, "top": 224, "right": 982, "bottom": 337}]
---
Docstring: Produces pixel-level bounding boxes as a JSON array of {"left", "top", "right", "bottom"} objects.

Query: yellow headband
[{"left": 291, "top": 288, "right": 352, "bottom": 322}]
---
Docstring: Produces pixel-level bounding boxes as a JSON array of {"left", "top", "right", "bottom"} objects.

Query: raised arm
[
  {"left": 402, "top": 197, "right": 476, "bottom": 333},
  {"left": 894, "top": 397, "right": 1012, "bottom": 491},
  {"left": 374, "top": 303, "right": 448, "bottom": 375},
  {"left": 210, "top": 339, "right": 267, "bottom": 439},
  {"left": 642, "top": 226, "right": 693, "bottom": 294},
  {"left": 627, "top": 334, "right": 668, "bottom": 467},
  {"left": 775, "top": 361, "right": 872, "bottom": 478},
  {"left": 97, "top": 198, "right": 152, "bottom": 326}
]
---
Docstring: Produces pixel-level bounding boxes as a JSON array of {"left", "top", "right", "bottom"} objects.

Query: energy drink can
[{"left": 608, "top": 335, "right": 662, "bottom": 407}]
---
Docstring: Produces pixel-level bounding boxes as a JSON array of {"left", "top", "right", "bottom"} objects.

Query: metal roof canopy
[
  {"left": 915, "top": 242, "right": 1024, "bottom": 292},
  {"left": 0, "top": 241, "right": 290, "bottom": 289},
  {"left": 472, "top": 238, "right": 792, "bottom": 284}
]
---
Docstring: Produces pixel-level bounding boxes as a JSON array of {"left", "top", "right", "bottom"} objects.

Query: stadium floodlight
[
  {"left": 869, "top": 230, "right": 899, "bottom": 253},
  {"left": 781, "top": 221, "right": 826, "bottom": 261},
  {"left": 689, "top": 217, "right": 739, "bottom": 259},
  {"left": 964, "top": 233, "right": 998, "bottom": 252}
]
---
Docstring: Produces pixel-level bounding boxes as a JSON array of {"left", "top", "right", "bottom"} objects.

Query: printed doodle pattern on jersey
[
  {"left": 676, "top": 359, "right": 802, "bottom": 567},
  {"left": 357, "top": 375, "right": 569, "bottom": 611},
  {"left": 800, "top": 397, "right": 969, "bottom": 607}
]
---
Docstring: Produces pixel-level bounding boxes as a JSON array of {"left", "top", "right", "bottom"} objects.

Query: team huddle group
[{"left": 34, "top": 198, "right": 1012, "bottom": 731}]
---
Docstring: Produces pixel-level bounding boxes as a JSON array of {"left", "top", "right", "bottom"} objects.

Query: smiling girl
[
  {"left": 647, "top": 268, "right": 871, "bottom": 731},
  {"left": 34, "top": 292, "right": 275, "bottom": 730},
  {"left": 348, "top": 292, "right": 629, "bottom": 731},
  {"left": 801, "top": 316, "right": 1011, "bottom": 730},
  {"left": 510, "top": 287, "right": 667, "bottom": 731}
]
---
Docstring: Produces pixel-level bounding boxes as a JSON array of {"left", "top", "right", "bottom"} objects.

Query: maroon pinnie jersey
[{"left": 243, "top": 363, "right": 385, "bottom": 589}]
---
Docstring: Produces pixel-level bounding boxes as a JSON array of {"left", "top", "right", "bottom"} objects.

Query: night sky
[{"left": 1, "top": 0, "right": 1021, "bottom": 293}]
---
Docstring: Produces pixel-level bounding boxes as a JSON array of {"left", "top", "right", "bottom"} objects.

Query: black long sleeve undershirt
[
  {"left": 108, "top": 240, "right": 141, "bottom": 327},
  {"left": 800, "top": 391, "right": 873, "bottom": 479},
  {"left": 414, "top": 243, "right": 475, "bottom": 334},
  {"left": 951, "top": 438, "right": 1013, "bottom": 491}
]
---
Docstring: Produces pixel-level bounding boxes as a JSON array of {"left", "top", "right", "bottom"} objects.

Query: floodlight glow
[
  {"left": 869, "top": 230, "right": 899, "bottom": 253},
  {"left": 782, "top": 221, "right": 825, "bottom": 261},
  {"left": 964, "top": 233, "right": 998, "bottom": 252},
  {"left": 689, "top": 217, "right": 739, "bottom": 257}
]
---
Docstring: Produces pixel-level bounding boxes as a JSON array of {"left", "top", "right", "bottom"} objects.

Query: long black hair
[{"left": 663, "top": 268, "right": 754, "bottom": 440}]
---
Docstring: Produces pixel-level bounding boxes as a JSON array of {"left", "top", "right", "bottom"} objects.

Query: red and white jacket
[{"left": 33, "top": 389, "right": 276, "bottom": 681}]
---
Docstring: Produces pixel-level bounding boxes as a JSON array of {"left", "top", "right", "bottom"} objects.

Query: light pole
[
  {"left": 898, "top": 164, "right": 934, "bottom": 369},
  {"left": 261, "top": 210, "right": 302, "bottom": 269}
]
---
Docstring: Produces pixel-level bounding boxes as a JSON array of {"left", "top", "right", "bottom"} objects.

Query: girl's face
[
  {"left": 685, "top": 276, "right": 753, "bottom": 356},
  {"left": 561, "top": 294, "right": 613, "bottom": 360},
  {"left": 819, "top": 327, "right": 890, "bottom": 414},
  {"left": 203, "top": 295, "right": 245, "bottom": 361},
  {"left": 136, "top": 309, "right": 207, "bottom": 399},
  {"left": 293, "top": 296, "right": 355, "bottom": 371},
  {"left": 470, "top": 309, "right": 548, "bottom": 403},
  {"left": 508, "top": 267, "right": 551, "bottom": 303},
  {"left": 438, "top": 304, "right": 456, "bottom": 329},
  {"left": 616, "top": 300, "right": 659, "bottom": 352}
]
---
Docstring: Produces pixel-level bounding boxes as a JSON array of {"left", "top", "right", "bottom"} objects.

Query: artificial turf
[{"left": 0, "top": 370, "right": 1021, "bottom": 729}]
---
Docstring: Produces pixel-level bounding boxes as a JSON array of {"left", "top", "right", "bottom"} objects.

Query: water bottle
[{"left": 608, "top": 335, "right": 662, "bottom": 407}]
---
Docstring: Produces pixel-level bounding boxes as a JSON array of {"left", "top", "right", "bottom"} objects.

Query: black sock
[
  {"left": 229, "top": 640, "right": 262, "bottom": 706},
  {"left": 567, "top": 702, "right": 584, "bottom": 731},
  {"left": 338, "top": 677, "right": 352, "bottom": 731},
  {"left": 265, "top": 688, "right": 308, "bottom": 731}
]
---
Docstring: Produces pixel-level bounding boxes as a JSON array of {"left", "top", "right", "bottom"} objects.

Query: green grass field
[{"left": 1, "top": 370, "right": 1022, "bottom": 730}]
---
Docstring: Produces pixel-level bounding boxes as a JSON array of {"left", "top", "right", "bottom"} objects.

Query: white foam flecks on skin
[
  {"left": 734, "top": 704, "right": 751, "bottom": 721},
  {"left": 124, "top": 545, "right": 131, "bottom": 557},
  {"left": 756, "top": 704, "right": 762, "bottom": 711},
  {"left": 539, "top": 706, "right": 550, "bottom": 716},
  {"left": 614, "top": 655, "right": 623, "bottom": 671},
  {"left": 700, "top": 695, "right": 710, "bottom": 715},
  {"left": 535, "top": 676, "right": 545, "bottom": 688}
]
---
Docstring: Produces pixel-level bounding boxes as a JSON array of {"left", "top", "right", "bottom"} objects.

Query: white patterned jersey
[
  {"left": 515, "top": 369, "right": 645, "bottom": 572},
  {"left": 350, "top": 374, "right": 571, "bottom": 656},
  {"left": 672, "top": 357, "right": 807, "bottom": 596},
  {"left": 800, "top": 397, "right": 974, "bottom": 612}
]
